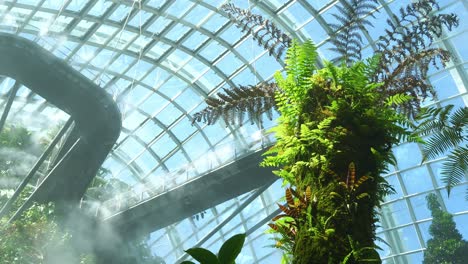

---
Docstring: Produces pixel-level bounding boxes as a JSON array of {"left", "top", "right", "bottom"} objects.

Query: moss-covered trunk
[
  {"left": 264, "top": 41, "right": 402, "bottom": 263},
  {"left": 288, "top": 107, "right": 392, "bottom": 264}
]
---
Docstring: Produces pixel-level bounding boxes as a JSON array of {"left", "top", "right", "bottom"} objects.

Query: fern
[
  {"left": 415, "top": 105, "right": 455, "bottom": 136},
  {"left": 191, "top": 82, "right": 278, "bottom": 127},
  {"left": 416, "top": 106, "right": 467, "bottom": 161},
  {"left": 276, "top": 39, "right": 318, "bottom": 117},
  {"left": 328, "top": 0, "right": 379, "bottom": 65},
  {"left": 374, "top": 0, "right": 459, "bottom": 117},
  {"left": 415, "top": 105, "right": 467, "bottom": 198},
  {"left": 441, "top": 146, "right": 468, "bottom": 196},
  {"left": 385, "top": 93, "right": 414, "bottom": 107},
  {"left": 222, "top": 3, "right": 291, "bottom": 60},
  {"left": 284, "top": 39, "right": 317, "bottom": 87}
]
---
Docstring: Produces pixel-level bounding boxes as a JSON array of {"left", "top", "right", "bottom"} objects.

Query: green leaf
[
  {"left": 180, "top": 261, "right": 197, "bottom": 264},
  {"left": 185, "top": 248, "right": 219, "bottom": 264},
  {"left": 217, "top": 233, "right": 246, "bottom": 264}
]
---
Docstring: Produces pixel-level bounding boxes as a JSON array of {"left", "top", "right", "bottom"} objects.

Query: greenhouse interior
[{"left": 0, "top": 0, "right": 467, "bottom": 263}]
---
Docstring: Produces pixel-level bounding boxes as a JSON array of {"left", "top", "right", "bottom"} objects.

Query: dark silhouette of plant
[
  {"left": 414, "top": 105, "right": 467, "bottom": 198},
  {"left": 328, "top": 0, "right": 379, "bottom": 65},
  {"left": 222, "top": 3, "right": 291, "bottom": 60},
  {"left": 373, "top": 0, "right": 459, "bottom": 118},
  {"left": 194, "top": 0, "right": 458, "bottom": 126},
  {"left": 423, "top": 193, "right": 468, "bottom": 264},
  {"left": 191, "top": 82, "right": 277, "bottom": 127},
  {"left": 182, "top": 233, "right": 246, "bottom": 264}
]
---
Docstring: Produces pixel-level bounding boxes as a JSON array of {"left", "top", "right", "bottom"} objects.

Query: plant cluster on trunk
[
  {"left": 192, "top": 0, "right": 459, "bottom": 263},
  {"left": 260, "top": 40, "right": 408, "bottom": 263}
]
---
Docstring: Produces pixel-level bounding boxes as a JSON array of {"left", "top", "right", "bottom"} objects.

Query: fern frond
[
  {"left": 377, "top": 48, "right": 451, "bottom": 117},
  {"left": 222, "top": 4, "right": 291, "bottom": 60},
  {"left": 414, "top": 105, "right": 454, "bottom": 136},
  {"left": 385, "top": 93, "right": 414, "bottom": 107},
  {"left": 417, "top": 105, "right": 453, "bottom": 120},
  {"left": 441, "top": 146, "right": 468, "bottom": 196},
  {"left": 416, "top": 105, "right": 467, "bottom": 162},
  {"left": 328, "top": 0, "right": 379, "bottom": 65},
  {"left": 423, "top": 128, "right": 464, "bottom": 161},
  {"left": 285, "top": 39, "right": 318, "bottom": 84},
  {"left": 449, "top": 106, "right": 468, "bottom": 130},
  {"left": 192, "top": 82, "right": 278, "bottom": 127},
  {"left": 374, "top": 0, "right": 459, "bottom": 116}
]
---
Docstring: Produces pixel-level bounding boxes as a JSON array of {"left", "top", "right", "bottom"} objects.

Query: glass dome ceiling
[{"left": 0, "top": 0, "right": 467, "bottom": 263}]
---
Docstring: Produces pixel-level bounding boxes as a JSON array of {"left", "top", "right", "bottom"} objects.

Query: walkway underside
[
  {"left": 0, "top": 33, "right": 121, "bottom": 207},
  {"left": 104, "top": 149, "right": 277, "bottom": 240}
]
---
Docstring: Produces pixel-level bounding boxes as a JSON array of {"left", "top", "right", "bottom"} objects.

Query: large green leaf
[
  {"left": 217, "top": 233, "right": 246, "bottom": 264},
  {"left": 185, "top": 248, "right": 219, "bottom": 264}
]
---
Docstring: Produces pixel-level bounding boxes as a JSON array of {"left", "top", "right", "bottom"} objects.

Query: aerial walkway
[
  {"left": 96, "top": 149, "right": 277, "bottom": 239},
  {"left": 0, "top": 33, "right": 121, "bottom": 220}
]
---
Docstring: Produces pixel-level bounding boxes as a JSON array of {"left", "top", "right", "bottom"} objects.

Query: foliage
[
  {"left": 192, "top": 1, "right": 459, "bottom": 263},
  {"left": 0, "top": 125, "right": 163, "bottom": 264},
  {"left": 328, "top": 0, "right": 379, "bottom": 65},
  {"left": 262, "top": 41, "right": 408, "bottom": 263},
  {"left": 191, "top": 83, "right": 278, "bottom": 128},
  {"left": 194, "top": 0, "right": 457, "bottom": 126},
  {"left": 414, "top": 105, "right": 467, "bottom": 198},
  {"left": 114, "top": 236, "right": 166, "bottom": 264},
  {"left": 423, "top": 193, "right": 468, "bottom": 264},
  {"left": 0, "top": 201, "right": 93, "bottom": 263},
  {"left": 84, "top": 167, "right": 130, "bottom": 201},
  {"left": 182, "top": 233, "right": 246, "bottom": 264},
  {"left": 0, "top": 126, "right": 32, "bottom": 149},
  {"left": 330, "top": 163, "right": 372, "bottom": 216},
  {"left": 0, "top": 126, "right": 34, "bottom": 190},
  {"left": 0, "top": 124, "right": 93, "bottom": 263},
  {"left": 373, "top": 0, "right": 459, "bottom": 118},
  {"left": 222, "top": 3, "right": 291, "bottom": 60},
  {"left": 328, "top": 0, "right": 459, "bottom": 117}
]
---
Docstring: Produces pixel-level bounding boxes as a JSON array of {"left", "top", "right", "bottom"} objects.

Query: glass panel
[
  {"left": 381, "top": 200, "right": 412, "bottom": 228},
  {"left": 409, "top": 194, "right": 432, "bottom": 221},
  {"left": 150, "top": 133, "right": 177, "bottom": 159},
  {"left": 394, "top": 252, "right": 424, "bottom": 264},
  {"left": 389, "top": 225, "right": 421, "bottom": 253},
  {"left": 392, "top": 143, "right": 422, "bottom": 170},
  {"left": 200, "top": 41, "right": 227, "bottom": 62},
  {"left": 124, "top": 110, "right": 147, "bottom": 131},
  {"left": 400, "top": 166, "right": 434, "bottom": 195}
]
